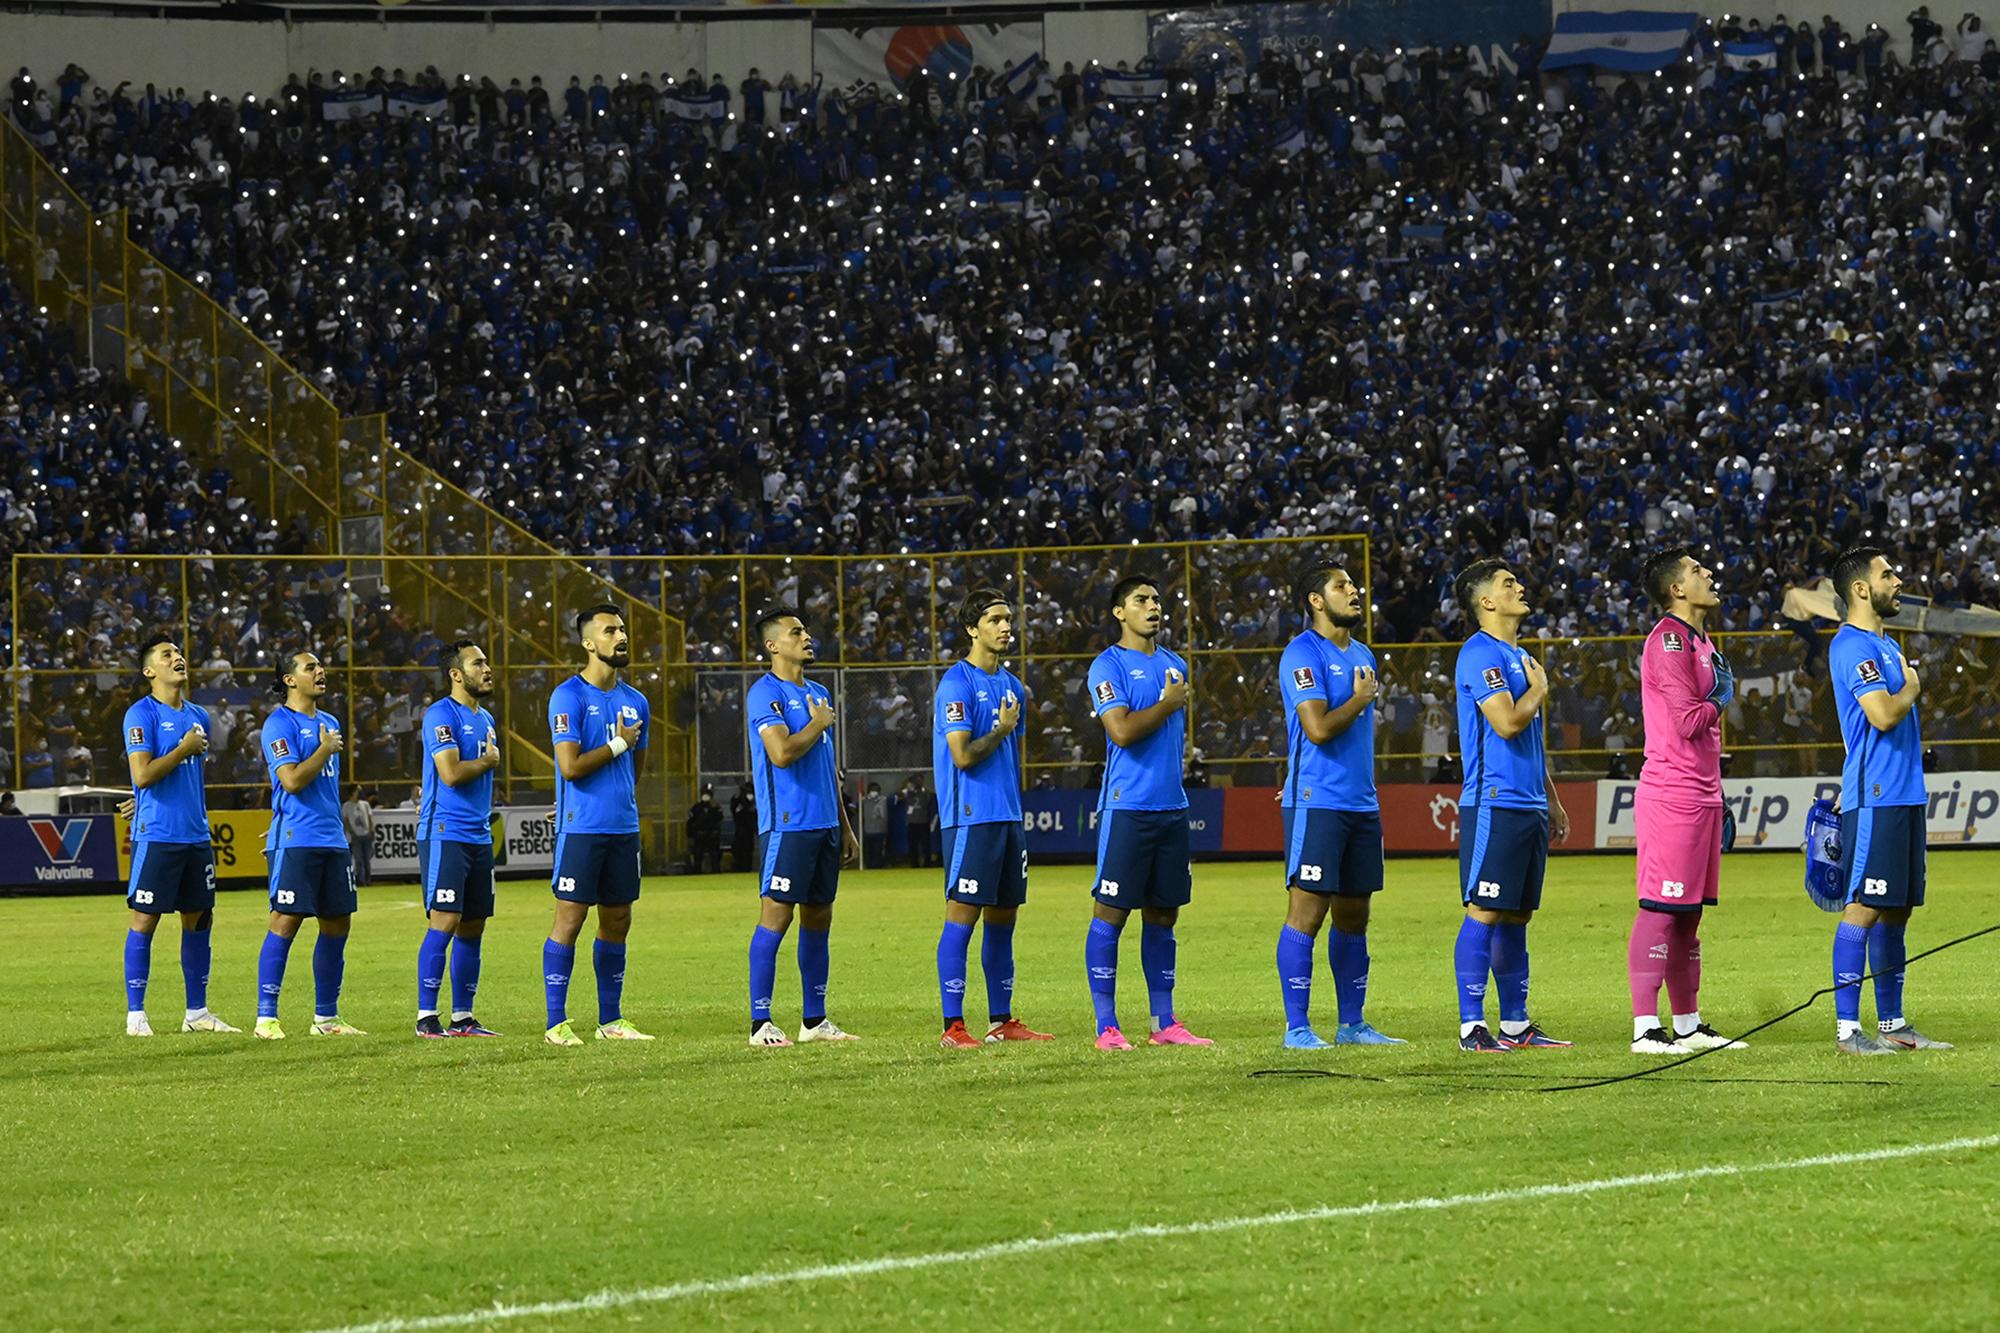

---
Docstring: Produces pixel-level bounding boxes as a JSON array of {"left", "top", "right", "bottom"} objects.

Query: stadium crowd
[{"left": 8, "top": 9, "right": 2000, "bottom": 790}]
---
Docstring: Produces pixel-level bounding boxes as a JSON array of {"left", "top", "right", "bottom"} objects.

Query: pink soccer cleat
[
  {"left": 1095, "top": 1026, "right": 1135, "bottom": 1051},
  {"left": 1148, "top": 1021, "right": 1214, "bottom": 1047}
]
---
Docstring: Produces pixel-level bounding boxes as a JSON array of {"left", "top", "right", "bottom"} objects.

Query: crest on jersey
[
  {"left": 269, "top": 737, "right": 291, "bottom": 759},
  {"left": 434, "top": 723, "right": 454, "bottom": 746},
  {"left": 128, "top": 726, "right": 146, "bottom": 748},
  {"left": 1165, "top": 668, "right": 1184, "bottom": 684},
  {"left": 1482, "top": 667, "right": 1506, "bottom": 691},
  {"left": 1293, "top": 667, "right": 1316, "bottom": 690},
  {"left": 553, "top": 712, "right": 571, "bottom": 736},
  {"left": 1094, "top": 680, "right": 1116, "bottom": 704},
  {"left": 1663, "top": 632, "right": 1685, "bottom": 653},
  {"left": 619, "top": 705, "right": 639, "bottom": 725},
  {"left": 945, "top": 700, "right": 966, "bottom": 724},
  {"left": 1856, "top": 659, "right": 1882, "bottom": 685}
]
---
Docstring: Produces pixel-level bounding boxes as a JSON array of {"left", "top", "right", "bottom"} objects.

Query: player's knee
[
  {"left": 319, "top": 914, "right": 352, "bottom": 938},
  {"left": 1141, "top": 906, "right": 1178, "bottom": 928},
  {"left": 597, "top": 906, "right": 632, "bottom": 941},
  {"left": 268, "top": 912, "right": 302, "bottom": 939},
  {"left": 984, "top": 906, "right": 1019, "bottom": 928},
  {"left": 130, "top": 911, "right": 161, "bottom": 934},
  {"left": 187, "top": 910, "right": 213, "bottom": 933},
  {"left": 1330, "top": 897, "right": 1370, "bottom": 934},
  {"left": 429, "top": 910, "right": 463, "bottom": 934},
  {"left": 800, "top": 904, "right": 833, "bottom": 932},
  {"left": 455, "top": 918, "right": 487, "bottom": 941}
]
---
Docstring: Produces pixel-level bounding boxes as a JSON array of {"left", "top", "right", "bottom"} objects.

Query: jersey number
[
  {"left": 1863, "top": 878, "right": 1890, "bottom": 897},
  {"left": 1475, "top": 880, "right": 1502, "bottom": 899},
  {"left": 1297, "top": 864, "right": 1324, "bottom": 883}
]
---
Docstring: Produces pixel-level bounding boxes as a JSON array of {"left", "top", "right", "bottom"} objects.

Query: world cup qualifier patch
[
  {"left": 1663, "top": 631, "right": 1685, "bottom": 652},
  {"left": 1094, "top": 680, "right": 1116, "bottom": 704},
  {"left": 128, "top": 726, "right": 146, "bottom": 748},
  {"left": 552, "top": 712, "right": 571, "bottom": 736},
  {"left": 1857, "top": 659, "right": 1882, "bottom": 685},
  {"left": 269, "top": 737, "right": 291, "bottom": 759},
  {"left": 945, "top": 700, "right": 966, "bottom": 723},
  {"left": 1482, "top": 667, "right": 1506, "bottom": 691},
  {"left": 434, "top": 723, "right": 455, "bottom": 746},
  {"left": 1293, "top": 667, "right": 1316, "bottom": 690}
]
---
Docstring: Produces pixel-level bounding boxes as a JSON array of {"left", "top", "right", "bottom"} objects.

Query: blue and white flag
[
  {"left": 1723, "top": 35, "right": 1779, "bottom": 71},
  {"left": 664, "top": 88, "right": 729, "bottom": 122},
  {"left": 998, "top": 54, "right": 1041, "bottom": 100},
  {"left": 319, "top": 90, "right": 381, "bottom": 122},
  {"left": 1100, "top": 71, "right": 1169, "bottom": 102},
  {"left": 1541, "top": 11, "right": 1698, "bottom": 72}
]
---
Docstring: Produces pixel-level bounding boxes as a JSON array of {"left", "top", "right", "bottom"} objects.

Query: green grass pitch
[{"left": 3, "top": 852, "right": 1997, "bottom": 1331}]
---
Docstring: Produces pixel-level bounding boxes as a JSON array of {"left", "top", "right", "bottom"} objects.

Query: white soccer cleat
[
  {"left": 126, "top": 1012, "right": 154, "bottom": 1038},
  {"left": 182, "top": 1010, "right": 241, "bottom": 1034},
  {"left": 748, "top": 1021, "right": 792, "bottom": 1048},
  {"left": 797, "top": 1019, "right": 860, "bottom": 1043},
  {"left": 1676, "top": 1024, "right": 1746, "bottom": 1051},
  {"left": 1631, "top": 1027, "right": 1688, "bottom": 1055},
  {"left": 309, "top": 1017, "right": 369, "bottom": 1037}
]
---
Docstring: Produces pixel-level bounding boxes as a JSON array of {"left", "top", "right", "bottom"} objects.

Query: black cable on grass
[{"left": 1541, "top": 920, "right": 2000, "bottom": 1093}]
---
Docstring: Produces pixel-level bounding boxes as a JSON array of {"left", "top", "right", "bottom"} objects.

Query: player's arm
[
  {"left": 1296, "top": 667, "right": 1378, "bottom": 744},
  {"left": 1544, "top": 751, "right": 1570, "bottom": 844},
  {"left": 947, "top": 690, "right": 1020, "bottom": 770},
  {"left": 761, "top": 694, "right": 835, "bottom": 767},
  {"left": 1856, "top": 662, "right": 1920, "bottom": 732},
  {"left": 274, "top": 725, "right": 342, "bottom": 794},
  {"left": 1476, "top": 653, "right": 1548, "bottom": 739},
  {"left": 1099, "top": 675, "right": 1190, "bottom": 748},
  {"left": 432, "top": 740, "right": 499, "bottom": 787},
  {"left": 128, "top": 722, "right": 207, "bottom": 789},
  {"left": 835, "top": 772, "right": 861, "bottom": 866}
]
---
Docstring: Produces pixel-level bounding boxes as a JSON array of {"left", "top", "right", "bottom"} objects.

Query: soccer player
[
  {"left": 122, "top": 633, "right": 237, "bottom": 1036},
  {"left": 1628, "top": 548, "right": 1743, "bottom": 1054},
  {"left": 745, "top": 606, "right": 863, "bottom": 1048},
  {"left": 1275, "top": 562, "right": 1403, "bottom": 1049},
  {"left": 1825, "top": 546, "right": 1951, "bottom": 1054},
  {"left": 934, "top": 588, "right": 1052, "bottom": 1048},
  {"left": 544, "top": 604, "right": 654, "bottom": 1046},
  {"left": 414, "top": 640, "right": 503, "bottom": 1039},
  {"left": 255, "top": 649, "right": 364, "bottom": 1039},
  {"left": 1449, "top": 559, "right": 1572, "bottom": 1052},
  {"left": 1083, "top": 575, "right": 1211, "bottom": 1050}
]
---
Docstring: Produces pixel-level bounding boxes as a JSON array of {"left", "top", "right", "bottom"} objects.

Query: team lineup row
[{"left": 116, "top": 543, "right": 1952, "bottom": 1055}]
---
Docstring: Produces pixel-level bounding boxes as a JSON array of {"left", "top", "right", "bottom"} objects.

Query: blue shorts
[
  {"left": 128, "top": 841, "right": 215, "bottom": 914},
  {"left": 1841, "top": 805, "right": 1927, "bottom": 909},
  {"left": 1283, "top": 808, "right": 1384, "bottom": 896},
  {"left": 552, "top": 831, "right": 642, "bottom": 906},
  {"left": 1091, "top": 808, "right": 1192, "bottom": 910},
  {"left": 269, "top": 847, "right": 358, "bottom": 917},
  {"left": 421, "top": 838, "right": 496, "bottom": 918},
  {"left": 943, "top": 820, "right": 1028, "bottom": 907},
  {"left": 759, "top": 827, "right": 841, "bottom": 904},
  {"left": 1459, "top": 806, "right": 1548, "bottom": 913}
]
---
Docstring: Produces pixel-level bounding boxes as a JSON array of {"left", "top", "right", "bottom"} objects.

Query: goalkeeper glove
[{"left": 1705, "top": 649, "right": 1736, "bottom": 708}]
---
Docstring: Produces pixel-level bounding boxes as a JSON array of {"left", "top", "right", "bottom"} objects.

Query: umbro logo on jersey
[
  {"left": 1857, "top": 659, "right": 1882, "bottom": 685},
  {"left": 945, "top": 700, "right": 966, "bottom": 723},
  {"left": 1482, "top": 667, "right": 1506, "bottom": 690},
  {"left": 1663, "top": 632, "right": 1685, "bottom": 652},
  {"left": 1293, "top": 667, "right": 1315, "bottom": 689},
  {"left": 1130, "top": 669, "right": 1146, "bottom": 678}
]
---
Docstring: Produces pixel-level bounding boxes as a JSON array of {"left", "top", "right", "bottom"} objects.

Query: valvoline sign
[
  {"left": 1020, "top": 790, "right": 1225, "bottom": 856},
  {"left": 2, "top": 814, "right": 123, "bottom": 889}
]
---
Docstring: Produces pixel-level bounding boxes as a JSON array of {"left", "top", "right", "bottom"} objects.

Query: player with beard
[{"left": 414, "top": 640, "right": 504, "bottom": 1039}]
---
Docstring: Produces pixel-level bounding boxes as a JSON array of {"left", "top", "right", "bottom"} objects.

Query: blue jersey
[
  {"left": 123, "top": 695, "right": 211, "bottom": 844},
  {"left": 747, "top": 672, "right": 841, "bottom": 834},
  {"left": 1829, "top": 625, "right": 1925, "bottom": 807},
  {"left": 262, "top": 706, "right": 346, "bottom": 851},
  {"left": 1455, "top": 631, "right": 1547, "bottom": 810},
  {"left": 419, "top": 696, "right": 497, "bottom": 842},
  {"left": 1279, "top": 631, "right": 1378, "bottom": 811},
  {"left": 1087, "top": 643, "right": 1189, "bottom": 812},
  {"left": 933, "top": 659, "right": 1024, "bottom": 828},
  {"left": 548, "top": 674, "right": 648, "bottom": 835}
]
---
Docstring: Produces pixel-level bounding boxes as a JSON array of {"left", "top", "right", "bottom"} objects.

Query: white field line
[{"left": 306, "top": 1132, "right": 2000, "bottom": 1333}]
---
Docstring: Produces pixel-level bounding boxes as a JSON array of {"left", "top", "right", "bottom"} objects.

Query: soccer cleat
[
  {"left": 1676, "top": 1024, "right": 1746, "bottom": 1052},
  {"left": 1336, "top": 1022, "right": 1408, "bottom": 1046},
  {"left": 181, "top": 1011, "right": 240, "bottom": 1034},
  {"left": 1837, "top": 1030, "right": 1900, "bottom": 1055},
  {"left": 798, "top": 1019, "right": 860, "bottom": 1043},
  {"left": 748, "top": 1021, "right": 792, "bottom": 1048},
  {"left": 126, "top": 1013, "right": 154, "bottom": 1038},
  {"left": 310, "top": 1017, "right": 368, "bottom": 1037},
  {"left": 1498, "top": 1023, "right": 1572, "bottom": 1049},
  {"left": 415, "top": 1015, "right": 450, "bottom": 1039},
  {"left": 985, "top": 1018, "right": 1054, "bottom": 1042},
  {"left": 1284, "top": 1025, "right": 1333, "bottom": 1050},
  {"left": 1095, "top": 1026, "right": 1135, "bottom": 1051},
  {"left": 1148, "top": 1021, "right": 1214, "bottom": 1047},
  {"left": 254, "top": 1017, "right": 287, "bottom": 1041},
  {"left": 939, "top": 1020, "right": 983, "bottom": 1049},
  {"left": 1631, "top": 1027, "right": 1690, "bottom": 1054},
  {"left": 447, "top": 1016, "right": 501, "bottom": 1038},
  {"left": 545, "top": 1021, "right": 585, "bottom": 1047},
  {"left": 1459, "top": 1024, "right": 1507, "bottom": 1053},
  {"left": 595, "top": 1019, "right": 656, "bottom": 1041},
  {"left": 1878, "top": 1024, "right": 1954, "bottom": 1051}
]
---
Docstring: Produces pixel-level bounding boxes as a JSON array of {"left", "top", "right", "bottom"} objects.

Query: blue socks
[
  {"left": 257, "top": 931, "right": 294, "bottom": 1018},
  {"left": 124, "top": 929, "right": 151, "bottom": 1013},
  {"left": 181, "top": 928, "right": 210, "bottom": 1012},
  {"left": 1277, "top": 924, "right": 1314, "bottom": 1030},
  {"left": 1453, "top": 917, "right": 1494, "bottom": 1025},
  {"left": 312, "top": 933, "right": 348, "bottom": 1019},
  {"left": 981, "top": 921, "right": 1016, "bottom": 1021},
  {"left": 1868, "top": 922, "right": 1907, "bottom": 1027},
  {"left": 450, "top": 937, "right": 481, "bottom": 1017},
  {"left": 1833, "top": 921, "right": 1868, "bottom": 1024},
  {"left": 417, "top": 928, "right": 451, "bottom": 1016},
  {"left": 1491, "top": 922, "right": 1529, "bottom": 1027},
  {"left": 1140, "top": 922, "right": 1176, "bottom": 1028},
  {"left": 937, "top": 920, "right": 973, "bottom": 1022},
  {"left": 1329, "top": 928, "right": 1369, "bottom": 1028},
  {"left": 1086, "top": 917, "right": 1122, "bottom": 1033},
  {"left": 798, "top": 929, "right": 830, "bottom": 1026},
  {"left": 749, "top": 925, "right": 782, "bottom": 1025},
  {"left": 543, "top": 939, "right": 575, "bottom": 1029},
  {"left": 593, "top": 939, "right": 626, "bottom": 1026}
]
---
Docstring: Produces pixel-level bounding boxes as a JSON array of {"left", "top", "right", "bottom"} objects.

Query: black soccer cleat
[{"left": 415, "top": 1014, "right": 450, "bottom": 1039}]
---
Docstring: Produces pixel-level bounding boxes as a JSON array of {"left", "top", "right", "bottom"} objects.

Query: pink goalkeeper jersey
[{"left": 1637, "top": 615, "right": 1723, "bottom": 806}]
